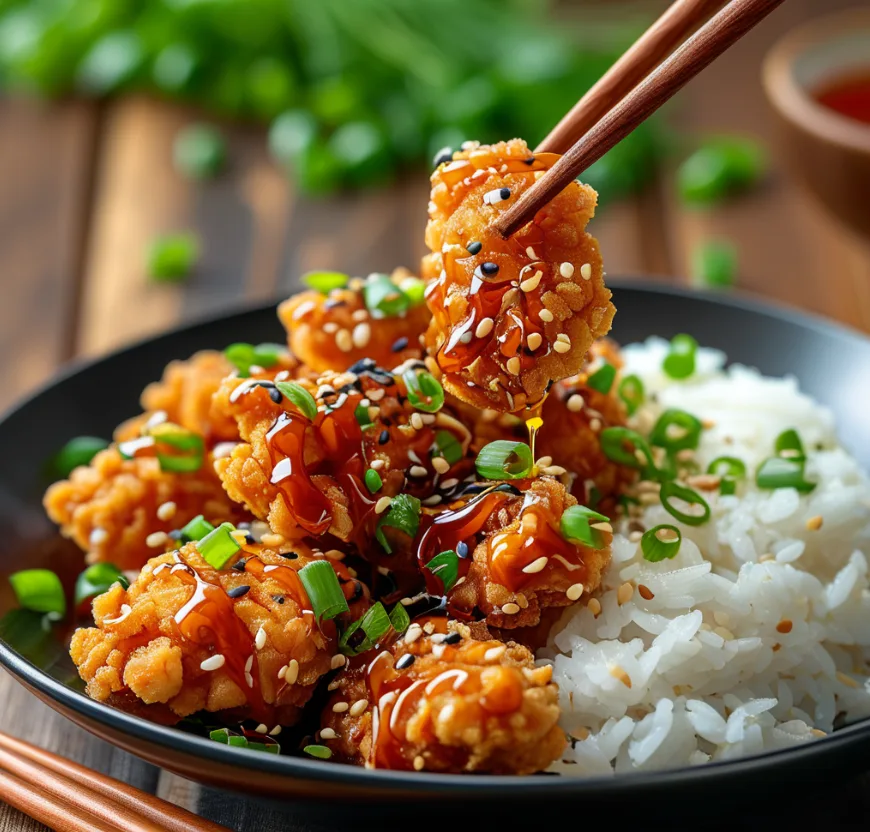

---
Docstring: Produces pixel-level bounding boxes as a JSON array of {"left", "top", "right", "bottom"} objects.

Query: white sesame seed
[
  {"left": 591, "top": 522, "right": 613, "bottom": 533},
  {"left": 260, "top": 532, "right": 285, "bottom": 548},
  {"left": 269, "top": 726, "right": 282, "bottom": 736},
  {"left": 522, "top": 556, "right": 549, "bottom": 574},
  {"left": 535, "top": 456, "right": 552, "bottom": 468},
  {"left": 539, "top": 308, "right": 554, "bottom": 323},
  {"left": 566, "top": 583, "right": 585, "bottom": 601},
  {"left": 200, "top": 654, "right": 226, "bottom": 671},
  {"left": 475, "top": 317, "right": 494, "bottom": 338},
  {"left": 375, "top": 496, "right": 392, "bottom": 514},
  {"left": 370, "top": 459, "right": 385, "bottom": 470},
  {"left": 431, "top": 644, "right": 446, "bottom": 659},
  {"left": 350, "top": 699, "right": 369, "bottom": 717},
  {"left": 440, "top": 477, "right": 459, "bottom": 490},
  {"left": 527, "top": 332, "right": 542, "bottom": 351},
  {"left": 146, "top": 531, "right": 168, "bottom": 549},
  {"left": 580, "top": 263, "right": 592, "bottom": 280},
  {"left": 559, "top": 262, "right": 574, "bottom": 278},
  {"left": 320, "top": 728, "right": 337, "bottom": 740},
  {"left": 156, "top": 501, "right": 177, "bottom": 521},
  {"left": 255, "top": 627, "right": 267, "bottom": 650},
  {"left": 335, "top": 329, "right": 353, "bottom": 352},
  {"left": 245, "top": 672, "right": 253, "bottom": 688},
  {"left": 405, "top": 624, "right": 423, "bottom": 644},
  {"left": 367, "top": 406, "right": 380, "bottom": 422},
  {"left": 89, "top": 528, "right": 108, "bottom": 546},
  {"left": 410, "top": 413, "right": 424, "bottom": 430},
  {"left": 519, "top": 270, "right": 542, "bottom": 293},
  {"left": 432, "top": 456, "right": 451, "bottom": 474},
  {"left": 245, "top": 655, "right": 254, "bottom": 673},
  {"left": 423, "top": 622, "right": 435, "bottom": 634},
  {"left": 330, "top": 654, "right": 346, "bottom": 670},
  {"left": 413, "top": 755, "right": 425, "bottom": 771},
  {"left": 525, "top": 246, "right": 537, "bottom": 260},
  {"left": 327, "top": 679, "right": 340, "bottom": 691},
  {"left": 323, "top": 322, "right": 338, "bottom": 333},
  {"left": 332, "top": 702, "right": 349, "bottom": 713},
  {"left": 324, "top": 549, "right": 345, "bottom": 561},
  {"left": 553, "top": 340, "right": 571, "bottom": 354},
  {"left": 368, "top": 388, "right": 385, "bottom": 402},
  {"left": 502, "top": 603, "right": 521, "bottom": 615},
  {"left": 286, "top": 658, "right": 300, "bottom": 684},
  {"left": 352, "top": 323, "right": 371, "bottom": 349},
  {"left": 544, "top": 465, "right": 567, "bottom": 476},
  {"left": 484, "top": 645, "right": 507, "bottom": 662},
  {"left": 566, "top": 393, "right": 584, "bottom": 412},
  {"left": 255, "top": 723, "right": 268, "bottom": 734},
  {"left": 277, "top": 665, "right": 287, "bottom": 680},
  {"left": 409, "top": 465, "right": 428, "bottom": 477}
]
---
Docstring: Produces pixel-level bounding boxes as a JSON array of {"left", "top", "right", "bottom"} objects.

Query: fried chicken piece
[
  {"left": 319, "top": 622, "right": 564, "bottom": 774},
  {"left": 278, "top": 269, "right": 430, "bottom": 374},
  {"left": 44, "top": 448, "right": 242, "bottom": 570},
  {"left": 212, "top": 360, "right": 473, "bottom": 574},
  {"left": 418, "top": 477, "right": 610, "bottom": 629},
  {"left": 423, "top": 139, "right": 615, "bottom": 413},
  {"left": 70, "top": 541, "right": 348, "bottom": 727}
]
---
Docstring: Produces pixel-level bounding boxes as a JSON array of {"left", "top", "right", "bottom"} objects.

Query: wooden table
[{"left": 1, "top": 1, "right": 869, "bottom": 829}]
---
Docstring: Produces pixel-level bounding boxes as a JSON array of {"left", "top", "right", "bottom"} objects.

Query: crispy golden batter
[
  {"left": 419, "top": 478, "right": 610, "bottom": 630},
  {"left": 70, "top": 542, "right": 343, "bottom": 726},
  {"left": 44, "top": 448, "right": 242, "bottom": 570},
  {"left": 423, "top": 139, "right": 615, "bottom": 412},
  {"left": 319, "top": 622, "right": 564, "bottom": 773},
  {"left": 278, "top": 269, "right": 429, "bottom": 373}
]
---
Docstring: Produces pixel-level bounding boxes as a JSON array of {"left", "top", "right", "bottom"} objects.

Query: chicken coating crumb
[
  {"left": 278, "top": 269, "right": 429, "bottom": 374},
  {"left": 319, "top": 622, "right": 565, "bottom": 773},
  {"left": 423, "top": 139, "right": 615, "bottom": 413},
  {"left": 418, "top": 477, "right": 611, "bottom": 629},
  {"left": 70, "top": 541, "right": 344, "bottom": 726},
  {"left": 44, "top": 448, "right": 242, "bottom": 570}
]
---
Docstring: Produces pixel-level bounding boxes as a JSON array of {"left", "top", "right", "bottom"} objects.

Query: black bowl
[{"left": 2, "top": 279, "right": 870, "bottom": 816}]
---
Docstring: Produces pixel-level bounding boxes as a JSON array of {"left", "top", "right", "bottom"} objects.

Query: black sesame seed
[
  {"left": 466, "top": 241, "right": 482, "bottom": 255},
  {"left": 391, "top": 336, "right": 409, "bottom": 353},
  {"left": 522, "top": 156, "right": 536, "bottom": 165},
  {"left": 443, "top": 632, "right": 461, "bottom": 645},
  {"left": 481, "top": 262, "right": 499, "bottom": 276},
  {"left": 456, "top": 541, "right": 469, "bottom": 559},
  {"left": 395, "top": 653, "right": 416, "bottom": 670},
  {"left": 378, "top": 430, "right": 390, "bottom": 445},
  {"left": 432, "top": 147, "right": 453, "bottom": 168},
  {"left": 272, "top": 594, "right": 285, "bottom": 604},
  {"left": 280, "top": 551, "right": 299, "bottom": 560},
  {"left": 269, "top": 388, "right": 283, "bottom": 403},
  {"left": 228, "top": 585, "right": 250, "bottom": 598},
  {"left": 499, "top": 188, "right": 510, "bottom": 200},
  {"left": 232, "top": 558, "right": 248, "bottom": 572},
  {"left": 251, "top": 380, "right": 276, "bottom": 389},
  {"left": 348, "top": 358, "right": 375, "bottom": 374}
]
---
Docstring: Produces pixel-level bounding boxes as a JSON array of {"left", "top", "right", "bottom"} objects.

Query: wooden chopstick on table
[
  {"left": 495, "top": 0, "right": 787, "bottom": 238},
  {"left": 0, "top": 730, "right": 229, "bottom": 832}
]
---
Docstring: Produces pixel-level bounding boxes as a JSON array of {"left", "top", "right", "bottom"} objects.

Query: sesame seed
[
  {"left": 559, "top": 262, "right": 574, "bottom": 278},
  {"left": 89, "top": 528, "right": 108, "bottom": 546},
  {"left": 638, "top": 585, "right": 655, "bottom": 600},
  {"left": 506, "top": 357, "right": 521, "bottom": 375},
  {"left": 350, "top": 699, "right": 369, "bottom": 717},
  {"left": 395, "top": 653, "right": 416, "bottom": 669},
  {"left": 591, "top": 522, "right": 613, "bottom": 533},
  {"left": 200, "top": 654, "right": 226, "bottom": 671},
  {"left": 539, "top": 309, "right": 554, "bottom": 323},
  {"left": 566, "top": 583, "right": 584, "bottom": 601},
  {"left": 413, "top": 756, "right": 425, "bottom": 771},
  {"left": 352, "top": 323, "right": 371, "bottom": 349},
  {"left": 553, "top": 340, "right": 571, "bottom": 354},
  {"left": 269, "top": 726, "right": 282, "bottom": 736},
  {"left": 806, "top": 515, "right": 823, "bottom": 531},
  {"left": 285, "top": 659, "right": 299, "bottom": 684},
  {"left": 324, "top": 322, "right": 338, "bottom": 333},
  {"left": 410, "top": 413, "right": 424, "bottom": 430},
  {"left": 255, "top": 626, "right": 267, "bottom": 650},
  {"left": 588, "top": 598, "right": 602, "bottom": 616},
  {"left": 543, "top": 465, "right": 567, "bottom": 476},
  {"left": 320, "top": 728, "right": 337, "bottom": 740},
  {"left": 776, "top": 619, "right": 793, "bottom": 634},
  {"left": 255, "top": 723, "right": 268, "bottom": 734},
  {"left": 502, "top": 603, "right": 521, "bottom": 615},
  {"left": 327, "top": 679, "right": 340, "bottom": 691},
  {"left": 368, "top": 406, "right": 380, "bottom": 422},
  {"left": 520, "top": 271, "right": 542, "bottom": 293},
  {"left": 378, "top": 430, "right": 390, "bottom": 445},
  {"left": 391, "top": 337, "right": 409, "bottom": 353},
  {"left": 335, "top": 329, "right": 353, "bottom": 352},
  {"left": 332, "top": 702, "right": 349, "bottom": 713},
  {"left": 432, "top": 456, "right": 450, "bottom": 475},
  {"left": 484, "top": 645, "right": 507, "bottom": 662},
  {"left": 566, "top": 394, "right": 584, "bottom": 412},
  {"left": 331, "top": 654, "right": 346, "bottom": 670},
  {"left": 405, "top": 625, "right": 423, "bottom": 644},
  {"left": 617, "top": 583, "right": 634, "bottom": 605},
  {"left": 156, "top": 501, "right": 177, "bottom": 521},
  {"left": 261, "top": 532, "right": 285, "bottom": 548},
  {"left": 535, "top": 456, "right": 553, "bottom": 468},
  {"left": 580, "top": 263, "right": 592, "bottom": 280},
  {"left": 480, "top": 262, "right": 499, "bottom": 276},
  {"left": 423, "top": 622, "right": 435, "bottom": 634},
  {"left": 409, "top": 465, "right": 428, "bottom": 477},
  {"left": 227, "top": 585, "right": 250, "bottom": 599},
  {"left": 352, "top": 308, "right": 369, "bottom": 322},
  {"left": 525, "top": 246, "right": 537, "bottom": 259},
  {"left": 277, "top": 665, "right": 287, "bottom": 680},
  {"left": 466, "top": 241, "right": 482, "bottom": 255},
  {"left": 522, "top": 556, "right": 548, "bottom": 574},
  {"left": 440, "top": 477, "right": 459, "bottom": 490},
  {"left": 146, "top": 531, "right": 168, "bottom": 549},
  {"left": 475, "top": 317, "right": 494, "bottom": 338},
  {"left": 370, "top": 459, "right": 385, "bottom": 471},
  {"left": 375, "top": 496, "right": 392, "bottom": 514},
  {"left": 527, "top": 332, "right": 543, "bottom": 351}
]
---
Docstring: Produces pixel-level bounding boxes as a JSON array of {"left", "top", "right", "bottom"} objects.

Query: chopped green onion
[
  {"left": 303, "top": 744, "right": 332, "bottom": 759},
  {"left": 9, "top": 569, "right": 66, "bottom": 616},
  {"left": 364, "top": 469, "right": 383, "bottom": 493},
  {"left": 149, "top": 422, "right": 205, "bottom": 473},
  {"left": 560, "top": 505, "right": 610, "bottom": 549},
  {"left": 302, "top": 271, "right": 348, "bottom": 294},
  {"left": 650, "top": 409, "right": 703, "bottom": 453},
  {"left": 425, "top": 550, "right": 459, "bottom": 593},
  {"left": 198, "top": 523, "right": 241, "bottom": 569},
  {"left": 403, "top": 370, "right": 444, "bottom": 414},
  {"left": 298, "top": 561, "right": 349, "bottom": 621},
  {"left": 146, "top": 232, "right": 200, "bottom": 282},
  {"left": 210, "top": 728, "right": 280, "bottom": 754},
  {"left": 52, "top": 436, "right": 109, "bottom": 478},
  {"left": 75, "top": 563, "right": 128, "bottom": 606},
  {"left": 692, "top": 240, "right": 737, "bottom": 289},
  {"left": 275, "top": 381, "right": 318, "bottom": 421},
  {"left": 364, "top": 273, "right": 409, "bottom": 317},
  {"left": 224, "top": 342, "right": 283, "bottom": 376},
  {"left": 389, "top": 601, "right": 410, "bottom": 634},
  {"left": 600, "top": 427, "right": 656, "bottom": 471},
  {"left": 587, "top": 363, "right": 616, "bottom": 395},
  {"left": 173, "top": 124, "right": 226, "bottom": 180},
  {"left": 617, "top": 375, "right": 645, "bottom": 416},
  {"left": 180, "top": 515, "right": 214, "bottom": 542},
  {"left": 641, "top": 525, "right": 682, "bottom": 562},
  {"left": 340, "top": 601, "right": 392, "bottom": 655},
  {"left": 397, "top": 275, "right": 426, "bottom": 306},
  {"left": 376, "top": 494, "right": 421, "bottom": 553},
  {"left": 475, "top": 440, "right": 533, "bottom": 480},
  {"left": 659, "top": 481, "right": 711, "bottom": 526},
  {"left": 707, "top": 456, "right": 746, "bottom": 495},
  {"left": 678, "top": 137, "right": 766, "bottom": 205},
  {"left": 775, "top": 428, "right": 805, "bottom": 462},
  {"left": 755, "top": 457, "right": 816, "bottom": 493},
  {"left": 662, "top": 334, "right": 698, "bottom": 380},
  {"left": 432, "top": 430, "right": 463, "bottom": 466},
  {"left": 355, "top": 403, "right": 374, "bottom": 429}
]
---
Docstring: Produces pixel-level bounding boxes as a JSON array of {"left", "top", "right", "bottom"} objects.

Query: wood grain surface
[{"left": 0, "top": 1, "right": 868, "bottom": 829}]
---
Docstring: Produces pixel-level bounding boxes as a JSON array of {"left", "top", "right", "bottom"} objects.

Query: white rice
[{"left": 541, "top": 337, "right": 870, "bottom": 774}]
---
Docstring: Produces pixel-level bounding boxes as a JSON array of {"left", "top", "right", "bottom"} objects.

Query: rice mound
[{"left": 541, "top": 338, "right": 870, "bottom": 774}]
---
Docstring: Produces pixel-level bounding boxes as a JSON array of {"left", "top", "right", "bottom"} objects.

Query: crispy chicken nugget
[
  {"left": 423, "top": 139, "right": 615, "bottom": 413},
  {"left": 417, "top": 477, "right": 610, "bottom": 630},
  {"left": 319, "top": 622, "right": 564, "bottom": 773},
  {"left": 70, "top": 541, "right": 349, "bottom": 727},
  {"left": 278, "top": 269, "right": 429, "bottom": 373}
]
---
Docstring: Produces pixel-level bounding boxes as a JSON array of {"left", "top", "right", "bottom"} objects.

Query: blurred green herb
[
  {"left": 146, "top": 232, "right": 200, "bottom": 282},
  {"left": 692, "top": 239, "right": 738, "bottom": 289},
  {"left": 678, "top": 136, "right": 766, "bottom": 205},
  {"left": 173, "top": 123, "right": 226, "bottom": 180}
]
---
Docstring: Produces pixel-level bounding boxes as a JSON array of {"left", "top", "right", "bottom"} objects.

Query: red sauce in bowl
[{"left": 815, "top": 72, "right": 870, "bottom": 125}]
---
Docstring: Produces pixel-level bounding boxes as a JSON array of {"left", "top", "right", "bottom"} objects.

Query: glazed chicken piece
[
  {"left": 417, "top": 477, "right": 610, "bottom": 630},
  {"left": 423, "top": 139, "right": 615, "bottom": 413},
  {"left": 319, "top": 621, "right": 564, "bottom": 774},
  {"left": 70, "top": 541, "right": 359, "bottom": 728},
  {"left": 212, "top": 360, "right": 472, "bottom": 574},
  {"left": 278, "top": 269, "right": 430, "bottom": 374}
]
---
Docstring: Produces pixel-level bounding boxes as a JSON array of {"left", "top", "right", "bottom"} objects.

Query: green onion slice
[
  {"left": 755, "top": 457, "right": 816, "bottom": 493},
  {"left": 303, "top": 271, "right": 348, "bottom": 294},
  {"left": 641, "top": 524, "right": 682, "bottom": 562},
  {"left": 617, "top": 375, "right": 645, "bottom": 415},
  {"left": 397, "top": 275, "right": 426, "bottom": 306},
  {"left": 303, "top": 744, "right": 333, "bottom": 759},
  {"left": 774, "top": 428, "right": 805, "bottom": 462},
  {"left": 355, "top": 403, "right": 373, "bottom": 429},
  {"left": 340, "top": 601, "right": 392, "bottom": 655},
  {"left": 376, "top": 494, "right": 421, "bottom": 553},
  {"left": 600, "top": 427, "right": 656, "bottom": 472},
  {"left": 560, "top": 505, "right": 610, "bottom": 549},
  {"left": 425, "top": 550, "right": 459, "bottom": 593},
  {"left": 9, "top": 569, "right": 66, "bottom": 616},
  {"left": 149, "top": 422, "right": 205, "bottom": 473},
  {"left": 659, "top": 481, "right": 711, "bottom": 526},
  {"left": 707, "top": 456, "right": 746, "bottom": 495},
  {"left": 198, "top": 522, "right": 241, "bottom": 569},
  {"left": 75, "top": 563, "right": 128, "bottom": 606},
  {"left": 403, "top": 369, "right": 444, "bottom": 414},
  {"left": 388, "top": 601, "right": 410, "bottom": 634},
  {"left": 298, "top": 561, "right": 349, "bottom": 621},
  {"left": 364, "top": 273, "right": 409, "bottom": 317},
  {"left": 587, "top": 363, "right": 616, "bottom": 395},
  {"left": 662, "top": 334, "right": 698, "bottom": 380},
  {"left": 210, "top": 728, "right": 280, "bottom": 754},
  {"left": 180, "top": 514, "right": 214, "bottom": 542},
  {"left": 475, "top": 440, "right": 533, "bottom": 480},
  {"left": 275, "top": 381, "right": 318, "bottom": 421},
  {"left": 432, "top": 430, "right": 463, "bottom": 466},
  {"left": 224, "top": 342, "right": 284, "bottom": 377},
  {"left": 650, "top": 409, "right": 703, "bottom": 453},
  {"left": 364, "top": 469, "right": 382, "bottom": 493},
  {"left": 52, "top": 436, "right": 109, "bottom": 478}
]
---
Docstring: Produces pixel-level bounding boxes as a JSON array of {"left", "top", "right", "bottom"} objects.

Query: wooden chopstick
[
  {"left": 495, "top": 0, "right": 786, "bottom": 239},
  {"left": 537, "top": 0, "right": 727, "bottom": 154},
  {"left": 0, "top": 730, "right": 230, "bottom": 832}
]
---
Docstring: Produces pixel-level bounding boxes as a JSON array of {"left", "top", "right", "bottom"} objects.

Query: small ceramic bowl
[{"left": 763, "top": 9, "right": 870, "bottom": 238}]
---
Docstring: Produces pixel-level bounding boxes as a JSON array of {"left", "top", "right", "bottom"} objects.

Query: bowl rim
[
  {"left": 762, "top": 7, "right": 870, "bottom": 155},
  {"left": 2, "top": 278, "right": 870, "bottom": 798}
]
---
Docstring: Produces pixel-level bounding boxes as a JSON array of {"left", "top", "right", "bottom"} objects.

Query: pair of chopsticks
[
  {"left": 494, "top": 0, "right": 786, "bottom": 238},
  {"left": 0, "top": 730, "right": 228, "bottom": 832}
]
